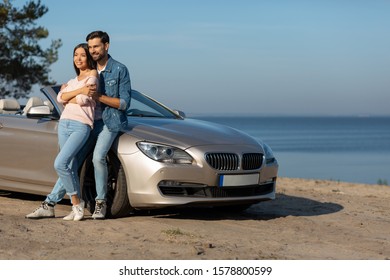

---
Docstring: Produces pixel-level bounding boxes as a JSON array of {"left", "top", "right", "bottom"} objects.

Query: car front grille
[
  {"left": 205, "top": 153, "right": 239, "bottom": 170},
  {"left": 205, "top": 153, "right": 263, "bottom": 170},
  {"left": 242, "top": 153, "right": 264, "bottom": 170}
]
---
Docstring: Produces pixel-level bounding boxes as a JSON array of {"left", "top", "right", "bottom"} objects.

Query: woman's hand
[{"left": 60, "top": 83, "right": 68, "bottom": 91}]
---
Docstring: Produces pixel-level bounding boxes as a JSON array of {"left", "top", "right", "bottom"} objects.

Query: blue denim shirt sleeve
[
  {"left": 119, "top": 99, "right": 127, "bottom": 111},
  {"left": 102, "top": 56, "right": 131, "bottom": 111},
  {"left": 117, "top": 64, "right": 131, "bottom": 111},
  {"left": 101, "top": 56, "right": 132, "bottom": 132}
]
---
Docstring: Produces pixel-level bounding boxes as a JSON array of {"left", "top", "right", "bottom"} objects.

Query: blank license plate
[{"left": 218, "top": 173, "right": 259, "bottom": 187}]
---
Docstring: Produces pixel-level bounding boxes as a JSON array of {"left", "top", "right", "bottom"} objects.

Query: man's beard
[{"left": 93, "top": 53, "right": 104, "bottom": 63}]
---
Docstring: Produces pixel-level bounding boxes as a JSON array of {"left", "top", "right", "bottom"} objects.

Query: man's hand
[
  {"left": 87, "top": 84, "right": 101, "bottom": 100},
  {"left": 79, "top": 84, "right": 97, "bottom": 97}
]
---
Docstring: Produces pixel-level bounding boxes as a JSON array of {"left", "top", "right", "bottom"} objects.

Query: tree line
[{"left": 0, "top": 0, "right": 61, "bottom": 99}]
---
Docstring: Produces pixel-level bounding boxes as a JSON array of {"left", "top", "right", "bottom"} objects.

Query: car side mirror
[
  {"left": 173, "top": 110, "right": 186, "bottom": 119},
  {"left": 26, "top": 105, "right": 52, "bottom": 119}
]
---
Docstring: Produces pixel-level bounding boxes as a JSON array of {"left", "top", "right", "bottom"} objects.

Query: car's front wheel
[{"left": 79, "top": 150, "right": 133, "bottom": 218}]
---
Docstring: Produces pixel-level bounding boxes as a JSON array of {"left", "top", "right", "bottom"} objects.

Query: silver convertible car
[{"left": 0, "top": 86, "right": 278, "bottom": 218}]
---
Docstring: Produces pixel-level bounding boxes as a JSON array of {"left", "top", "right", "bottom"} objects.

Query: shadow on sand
[
  {"left": 134, "top": 193, "right": 344, "bottom": 221},
  {"left": 1, "top": 191, "right": 343, "bottom": 221}
]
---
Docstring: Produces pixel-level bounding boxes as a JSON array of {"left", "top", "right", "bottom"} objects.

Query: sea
[{"left": 192, "top": 116, "right": 390, "bottom": 185}]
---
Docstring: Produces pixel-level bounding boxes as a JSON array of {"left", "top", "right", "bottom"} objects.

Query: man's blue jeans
[
  {"left": 53, "top": 120, "right": 90, "bottom": 198},
  {"left": 92, "top": 121, "right": 119, "bottom": 200}
]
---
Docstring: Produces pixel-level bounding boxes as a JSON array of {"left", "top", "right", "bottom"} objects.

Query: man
[
  {"left": 86, "top": 30, "right": 131, "bottom": 219},
  {"left": 26, "top": 31, "right": 131, "bottom": 220}
]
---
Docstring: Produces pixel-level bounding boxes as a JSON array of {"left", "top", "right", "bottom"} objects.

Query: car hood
[{"left": 124, "top": 117, "right": 260, "bottom": 149}]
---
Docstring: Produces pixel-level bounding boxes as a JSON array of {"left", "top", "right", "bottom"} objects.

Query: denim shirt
[{"left": 99, "top": 55, "right": 132, "bottom": 132}]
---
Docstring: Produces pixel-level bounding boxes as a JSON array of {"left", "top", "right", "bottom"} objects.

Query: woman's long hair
[{"left": 73, "top": 43, "right": 96, "bottom": 75}]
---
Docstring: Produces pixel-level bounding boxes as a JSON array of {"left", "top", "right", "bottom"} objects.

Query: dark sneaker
[
  {"left": 26, "top": 201, "right": 55, "bottom": 219},
  {"left": 92, "top": 200, "right": 106, "bottom": 220}
]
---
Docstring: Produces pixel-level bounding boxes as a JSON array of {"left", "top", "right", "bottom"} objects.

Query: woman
[{"left": 26, "top": 43, "right": 98, "bottom": 221}]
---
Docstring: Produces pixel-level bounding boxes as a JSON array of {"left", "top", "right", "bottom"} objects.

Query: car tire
[{"left": 79, "top": 150, "right": 134, "bottom": 218}]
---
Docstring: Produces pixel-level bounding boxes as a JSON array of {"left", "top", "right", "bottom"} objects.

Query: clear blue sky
[{"left": 17, "top": 0, "right": 390, "bottom": 116}]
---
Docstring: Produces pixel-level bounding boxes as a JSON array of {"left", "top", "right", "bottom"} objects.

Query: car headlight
[
  {"left": 263, "top": 143, "right": 276, "bottom": 164},
  {"left": 136, "top": 142, "right": 193, "bottom": 164}
]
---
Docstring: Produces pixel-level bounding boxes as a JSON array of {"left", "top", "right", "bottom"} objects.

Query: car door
[{"left": 0, "top": 114, "right": 59, "bottom": 194}]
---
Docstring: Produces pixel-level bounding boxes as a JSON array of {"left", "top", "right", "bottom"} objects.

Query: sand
[{"left": 0, "top": 177, "right": 389, "bottom": 260}]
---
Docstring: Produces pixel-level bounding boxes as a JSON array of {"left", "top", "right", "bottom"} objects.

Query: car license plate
[{"left": 218, "top": 173, "right": 259, "bottom": 187}]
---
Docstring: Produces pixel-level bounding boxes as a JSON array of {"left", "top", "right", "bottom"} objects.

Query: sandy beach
[{"left": 0, "top": 177, "right": 389, "bottom": 260}]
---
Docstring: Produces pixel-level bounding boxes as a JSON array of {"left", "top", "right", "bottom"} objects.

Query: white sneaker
[
  {"left": 26, "top": 201, "right": 55, "bottom": 219},
  {"left": 73, "top": 200, "right": 85, "bottom": 221},
  {"left": 62, "top": 210, "right": 75, "bottom": 221},
  {"left": 63, "top": 200, "right": 85, "bottom": 221},
  {"left": 92, "top": 200, "right": 107, "bottom": 220}
]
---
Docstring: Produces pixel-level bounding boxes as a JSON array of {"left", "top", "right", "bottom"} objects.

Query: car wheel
[{"left": 79, "top": 150, "right": 134, "bottom": 218}]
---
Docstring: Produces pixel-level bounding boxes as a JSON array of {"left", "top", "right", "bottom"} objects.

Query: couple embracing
[{"left": 26, "top": 31, "right": 131, "bottom": 221}]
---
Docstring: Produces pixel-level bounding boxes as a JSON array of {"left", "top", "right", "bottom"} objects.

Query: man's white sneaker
[
  {"left": 63, "top": 200, "right": 85, "bottom": 221},
  {"left": 92, "top": 200, "right": 107, "bottom": 220},
  {"left": 26, "top": 201, "right": 55, "bottom": 219}
]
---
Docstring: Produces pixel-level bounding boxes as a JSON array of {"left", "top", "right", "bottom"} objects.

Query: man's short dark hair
[{"left": 86, "top": 31, "right": 110, "bottom": 44}]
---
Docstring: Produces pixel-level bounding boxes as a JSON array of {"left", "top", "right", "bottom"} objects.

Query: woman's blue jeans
[
  {"left": 54, "top": 119, "right": 90, "bottom": 197},
  {"left": 46, "top": 120, "right": 118, "bottom": 203}
]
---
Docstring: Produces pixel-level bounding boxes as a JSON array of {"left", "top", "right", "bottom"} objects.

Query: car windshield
[
  {"left": 49, "top": 86, "right": 179, "bottom": 119},
  {"left": 127, "top": 90, "right": 178, "bottom": 119}
]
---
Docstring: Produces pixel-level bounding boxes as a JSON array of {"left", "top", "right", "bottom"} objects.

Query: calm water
[{"left": 193, "top": 116, "right": 390, "bottom": 185}]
